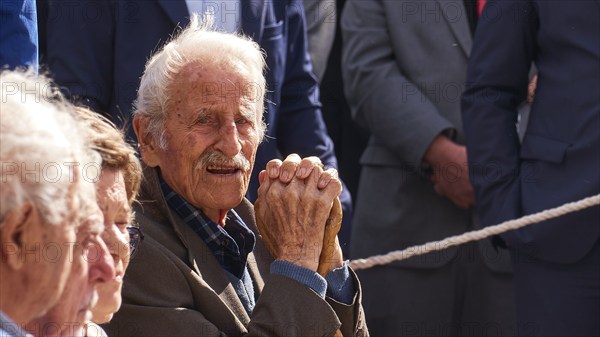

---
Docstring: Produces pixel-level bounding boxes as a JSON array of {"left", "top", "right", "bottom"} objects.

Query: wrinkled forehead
[
  {"left": 97, "top": 169, "right": 131, "bottom": 216},
  {"left": 169, "top": 61, "right": 261, "bottom": 102},
  {"left": 182, "top": 59, "right": 252, "bottom": 81}
]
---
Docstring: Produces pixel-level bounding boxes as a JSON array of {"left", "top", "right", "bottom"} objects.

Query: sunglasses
[{"left": 126, "top": 226, "right": 144, "bottom": 258}]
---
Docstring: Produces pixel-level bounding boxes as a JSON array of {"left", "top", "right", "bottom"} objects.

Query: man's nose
[
  {"left": 215, "top": 120, "right": 242, "bottom": 157},
  {"left": 88, "top": 237, "right": 116, "bottom": 284}
]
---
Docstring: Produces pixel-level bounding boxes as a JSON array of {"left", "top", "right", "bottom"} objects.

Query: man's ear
[
  {"left": 1, "top": 203, "right": 34, "bottom": 270},
  {"left": 133, "top": 114, "right": 161, "bottom": 168}
]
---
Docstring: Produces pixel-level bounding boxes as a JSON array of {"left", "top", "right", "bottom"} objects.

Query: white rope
[{"left": 349, "top": 194, "right": 600, "bottom": 270}]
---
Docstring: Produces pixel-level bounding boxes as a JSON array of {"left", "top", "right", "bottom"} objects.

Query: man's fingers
[
  {"left": 317, "top": 167, "right": 339, "bottom": 190},
  {"left": 296, "top": 156, "right": 323, "bottom": 179},
  {"left": 265, "top": 159, "right": 283, "bottom": 179},
  {"left": 305, "top": 161, "right": 324, "bottom": 189},
  {"left": 264, "top": 154, "right": 324, "bottom": 184},
  {"left": 279, "top": 154, "right": 302, "bottom": 183},
  {"left": 257, "top": 169, "right": 274, "bottom": 199},
  {"left": 258, "top": 170, "right": 266, "bottom": 185}
]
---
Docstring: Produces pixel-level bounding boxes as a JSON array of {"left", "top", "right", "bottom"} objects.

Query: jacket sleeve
[
  {"left": 341, "top": 0, "right": 454, "bottom": 166},
  {"left": 461, "top": 0, "right": 537, "bottom": 228},
  {"left": 274, "top": 0, "right": 336, "bottom": 168},
  {"left": 274, "top": 0, "right": 353, "bottom": 235},
  {"left": 250, "top": 272, "right": 368, "bottom": 337},
  {"left": 0, "top": 0, "right": 38, "bottom": 70},
  {"left": 326, "top": 268, "right": 369, "bottom": 337}
]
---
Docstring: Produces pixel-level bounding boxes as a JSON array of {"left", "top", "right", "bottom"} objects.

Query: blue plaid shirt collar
[{"left": 159, "top": 177, "right": 256, "bottom": 278}]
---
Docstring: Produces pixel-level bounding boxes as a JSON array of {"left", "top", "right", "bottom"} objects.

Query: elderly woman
[
  {"left": 29, "top": 107, "right": 143, "bottom": 337},
  {"left": 75, "top": 107, "right": 143, "bottom": 325}
]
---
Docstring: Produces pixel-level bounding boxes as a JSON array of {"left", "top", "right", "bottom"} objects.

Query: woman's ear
[
  {"left": 1, "top": 203, "right": 35, "bottom": 270},
  {"left": 133, "top": 114, "right": 161, "bottom": 167}
]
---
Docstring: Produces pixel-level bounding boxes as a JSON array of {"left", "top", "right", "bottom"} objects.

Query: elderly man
[
  {"left": 104, "top": 16, "right": 368, "bottom": 337},
  {"left": 27, "top": 178, "right": 116, "bottom": 337},
  {"left": 0, "top": 69, "right": 94, "bottom": 335},
  {"left": 28, "top": 108, "right": 143, "bottom": 337}
]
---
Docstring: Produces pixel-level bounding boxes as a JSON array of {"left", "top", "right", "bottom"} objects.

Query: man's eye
[
  {"left": 195, "top": 116, "right": 210, "bottom": 124},
  {"left": 235, "top": 117, "right": 248, "bottom": 125}
]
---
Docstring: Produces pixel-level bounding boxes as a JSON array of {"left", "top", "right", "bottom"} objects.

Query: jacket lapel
[
  {"left": 156, "top": 0, "right": 189, "bottom": 26},
  {"left": 241, "top": 0, "right": 266, "bottom": 41},
  {"left": 141, "top": 166, "right": 251, "bottom": 329},
  {"left": 235, "top": 199, "right": 273, "bottom": 298},
  {"left": 436, "top": 0, "right": 472, "bottom": 56}
]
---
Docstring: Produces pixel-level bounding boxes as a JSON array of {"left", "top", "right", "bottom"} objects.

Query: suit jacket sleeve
[
  {"left": 461, "top": 0, "right": 537, "bottom": 227},
  {"left": 0, "top": 0, "right": 38, "bottom": 70},
  {"left": 251, "top": 273, "right": 368, "bottom": 337},
  {"left": 302, "top": 0, "right": 336, "bottom": 81},
  {"left": 46, "top": 0, "right": 115, "bottom": 112},
  {"left": 274, "top": 0, "right": 336, "bottom": 169},
  {"left": 274, "top": 0, "right": 353, "bottom": 231},
  {"left": 341, "top": 0, "right": 455, "bottom": 166}
]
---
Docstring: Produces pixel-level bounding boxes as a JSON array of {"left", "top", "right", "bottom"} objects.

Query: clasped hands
[{"left": 254, "top": 154, "right": 344, "bottom": 276}]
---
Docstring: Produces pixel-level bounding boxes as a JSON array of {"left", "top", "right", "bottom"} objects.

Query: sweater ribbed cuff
[
  {"left": 325, "top": 260, "right": 355, "bottom": 304},
  {"left": 270, "top": 260, "right": 327, "bottom": 298}
]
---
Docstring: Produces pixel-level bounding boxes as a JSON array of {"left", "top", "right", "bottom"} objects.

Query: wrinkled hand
[
  {"left": 255, "top": 154, "right": 343, "bottom": 275},
  {"left": 425, "top": 135, "right": 475, "bottom": 209}
]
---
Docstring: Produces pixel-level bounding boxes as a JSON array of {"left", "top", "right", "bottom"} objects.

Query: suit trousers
[
  {"left": 357, "top": 242, "right": 516, "bottom": 337},
  {"left": 510, "top": 239, "right": 600, "bottom": 337}
]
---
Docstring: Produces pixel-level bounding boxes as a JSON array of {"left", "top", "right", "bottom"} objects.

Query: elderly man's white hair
[
  {"left": 134, "top": 14, "right": 267, "bottom": 149},
  {"left": 0, "top": 69, "right": 100, "bottom": 227}
]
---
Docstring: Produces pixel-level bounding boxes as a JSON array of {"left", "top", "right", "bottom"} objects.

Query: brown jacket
[{"left": 104, "top": 167, "right": 368, "bottom": 337}]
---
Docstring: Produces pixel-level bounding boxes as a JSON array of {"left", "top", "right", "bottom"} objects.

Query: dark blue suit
[
  {"left": 45, "top": 0, "right": 352, "bottom": 252},
  {"left": 462, "top": 1, "right": 599, "bottom": 335},
  {"left": 0, "top": 0, "right": 38, "bottom": 70}
]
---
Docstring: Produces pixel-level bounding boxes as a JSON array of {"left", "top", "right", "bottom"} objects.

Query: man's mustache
[{"left": 195, "top": 151, "right": 251, "bottom": 172}]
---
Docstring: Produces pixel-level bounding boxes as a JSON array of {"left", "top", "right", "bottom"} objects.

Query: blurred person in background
[
  {"left": 462, "top": 1, "right": 600, "bottom": 336},
  {"left": 0, "top": 69, "right": 93, "bottom": 336},
  {"left": 342, "top": 0, "right": 515, "bottom": 335},
  {"left": 27, "top": 181, "right": 116, "bottom": 337},
  {"left": 27, "top": 106, "right": 144, "bottom": 337},
  {"left": 303, "top": 0, "right": 369, "bottom": 257}
]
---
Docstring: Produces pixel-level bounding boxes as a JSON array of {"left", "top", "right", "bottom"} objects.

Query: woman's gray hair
[
  {"left": 0, "top": 69, "right": 101, "bottom": 227},
  {"left": 134, "top": 14, "right": 267, "bottom": 149}
]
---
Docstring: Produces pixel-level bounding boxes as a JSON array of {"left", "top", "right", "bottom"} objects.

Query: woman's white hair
[
  {"left": 0, "top": 69, "right": 101, "bottom": 227},
  {"left": 134, "top": 14, "right": 267, "bottom": 149}
]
